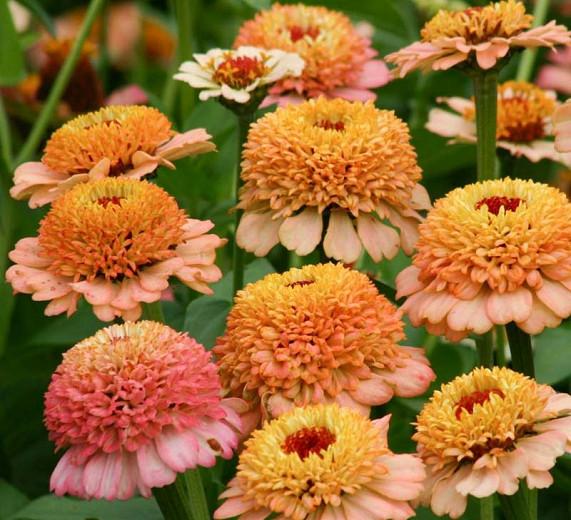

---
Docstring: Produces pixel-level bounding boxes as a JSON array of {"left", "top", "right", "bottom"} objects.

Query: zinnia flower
[
  {"left": 415, "top": 367, "right": 571, "bottom": 519},
  {"left": 6, "top": 178, "right": 226, "bottom": 321},
  {"left": 11, "top": 105, "right": 215, "bottom": 208},
  {"left": 215, "top": 404, "right": 426, "bottom": 520},
  {"left": 45, "top": 321, "right": 245, "bottom": 500},
  {"left": 234, "top": 3, "right": 390, "bottom": 105},
  {"left": 214, "top": 263, "right": 435, "bottom": 431},
  {"left": 426, "top": 81, "right": 571, "bottom": 165},
  {"left": 554, "top": 99, "right": 571, "bottom": 153},
  {"left": 537, "top": 46, "right": 571, "bottom": 96},
  {"left": 174, "top": 46, "right": 304, "bottom": 104},
  {"left": 396, "top": 178, "right": 571, "bottom": 341},
  {"left": 386, "top": 0, "right": 571, "bottom": 77},
  {"left": 236, "top": 98, "right": 430, "bottom": 263}
]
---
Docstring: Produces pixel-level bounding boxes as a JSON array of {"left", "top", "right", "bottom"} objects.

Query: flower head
[
  {"left": 215, "top": 404, "right": 425, "bottom": 520},
  {"left": 396, "top": 178, "right": 571, "bottom": 340},
  {"left": 11, "top": 105, "right": 215, "bottom": 208},
  {"left": 554, "top": 99, "right": 571, "bottom": 153},
  {"left": 214, "top": 263, "right": 435, "bottom": 431},
  {"left": 45, "top": 321, "right": 245, "bottom": 500},
  {"left": 234, "top": 3, "right": 390, "bottom": 105},
  {"left": 537, "top": 47, "right": 571, "bottom": 96},
  {"left": 174, "top": 46, "right": 304, "bottom": 105},
  {"left": 235, "top": 98, "right": 430, "bottom": 263},
  {"left": 426, "top": 81, "right": 571, "bottom": 165},
  {"left": 7, "top": 178, "right": 226, "bottom": 321},
  {"left": 415, "top": 367, "right": 571, "bottom": 518},
  {"left": 386, "top": 0, "right": 571, "bottom": 77}
]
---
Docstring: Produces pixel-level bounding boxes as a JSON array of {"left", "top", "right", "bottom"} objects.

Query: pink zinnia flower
[
  {"left": 6, "top": 178, "right": 226, "bottom": 321},
  {"left": 386, "top": 0, "right": 571, "bottom": 77},
  {"left": 537, "top": 46, "right": 571, "bottom": 96},
  {"left": 233, "top": 3, "right": 390, "bottom": 106},
  {"left": 415, "top": 367, "right": 571, "bottom": 519},
  {"left": 45, "top": 321, "right": 245, "bottom": 500},
  {"left": 554, "top": 99, "right": 571, "bottom": 153}
]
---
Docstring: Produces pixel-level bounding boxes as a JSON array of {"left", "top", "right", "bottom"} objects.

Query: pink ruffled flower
[
  {"left": 234, "top": 3, "right": 389, "bottom": 106},
  {"left": 396, "top": 178, "right": 571, "bottom": 341},
  {"left": 415, "top": 367, "right": 571, "bottom": 519},
  {"left": 6, "top": 178, "right": 226, "bottom": 321},
  {"left": 11, "top": 105, "right": 215, "bottom": 208},
  {"left": 45, "top": 321, "right": 245, "bottom": 500},
  {"left": 554, "top": 100, "right": 571, "bottom": 153},
  {"left": 537, "top": 47, "right": 571, "bottom": 96},
  {"left": 386, "top": 0, "right": 571, "bottom": 78},
  {"left": 426, "top": 80, "right": 571, "bottom": 166}
]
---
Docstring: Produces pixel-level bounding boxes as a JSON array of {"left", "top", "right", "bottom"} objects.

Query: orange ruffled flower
[
  {"left": 396, "top": 178, "right": 571, "bottom": 341},
  {"left": 554, "top": 99, "right": 571, "bottom": 153},
  {"left": 6, "top": 178, "right": 226, "bottom": 321},
  {"left": 234, "top": 3, "right": 389, "bottom": 105},
  {"left": 236, "top": 98, "right": 430, "bottom": 263},
  {"left": 427, "top": 81, "right": 571, "bottom": 165},
  {"left": 215, "top": 404, "right": 426, "bottom": 520},
  {"left": 11, "top": 105, "right": 215, "bottom": 208},
  {"left": 415, "top": 367, "right": 571, "bottom": 519},
  {"left": 214, "top": 264, "right": 435, "bottom": 432},
  {"left": 386, "top": 0, "right": 571, "bottom": 77}
]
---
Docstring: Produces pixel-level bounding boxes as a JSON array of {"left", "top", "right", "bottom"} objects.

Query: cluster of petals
[
  {"left": 554, "top": 99, "right": 571, "bottom": 153},
  {"left": 11, "top": 105, "right": 215, "bottom": 208},
  {"left": 6, "top": 178, "right": 226, "bottom": 321},
  {"left": 396, "top": 178, "right": 571, "bottom": 340},
  {"left": 214, "top": 263, "right": 435, "bottom": 432},
  {"left": 45, "top": 321, "right": 245, "bottom": 500},
  {"left": 386, "top": 0, "right": 571, "bottom": 77},
  {"left": 415, "top": 367, "right": 571, "bottom": 519},
  {"left": 426, "top": 81, "right": 571, "bottom": 165},
  {"left": 215, "top": 403, "right": 426, "bottom": 520},
  {"left": 537, "top": 46, "right": 571, "bottom": 96},
  {"left": 236, "top": 98, "right": 431, "bottom": 264},
  {"left": 234, "top": 3, "right": 390, "bottom": 105},
  {"left": 174, "top": 46, "right": 304, "bottom": 104}
]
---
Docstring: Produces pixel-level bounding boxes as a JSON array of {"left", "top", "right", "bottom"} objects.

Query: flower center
[
  {"left": 314, "top": 120, "right": 345, "bottom": 131},
  {"left": 213, "top": 56, "right": 267, "bottom": 89},
  {"left": 97, "top": 196, "right": 124, "bottom": 208},
  {"left": 288, "top": 25, "right": 320, "bottom": 42},
  {"left": 421, "top": 0, "right": 532, "bottom": 44},
  {"left": 287, "top": 280, "right": 315, "bottom": 288},
  {"left": 282, "top": 426, "right": 336, "bottom": 460},
  {"left": 455, "top": 388, "right": 505, "bottom": 419},
  {"left": 475, "top": 196, "right": 522, "bottom": 215}
]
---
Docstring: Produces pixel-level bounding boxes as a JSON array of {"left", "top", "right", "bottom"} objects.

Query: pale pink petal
[
  {"left": 45, "top": 292, "right": 79, "bottom": 317},
  {"left": 50, "top": 449, "right": 86, "bottom": 497},
  {"left": 357, "top": 214, "right": 400, "bottom": 262},
  {"left": 352, "top": 59, "right": 390, "bottom": 89},
  {"left": 237, "top": 212, "right": 282, "bottom": 256},
  {"left": 105, "top": 84, "right": 148, "bottom": 106},
  {"left": 475, "top": 42, "right": 509, "bottom": 69},
  {"left": 349, "top": 374, "right": 394, "bottom": 405},
  {"left": 430, "top": 465, "right": 471, "bottom": 519},
  {"left": 455, "top": 466, "right": 500, "bottom": 498},
  {"left": 517, "top": 431, "right": 567, "bottom": 472},
  {"left": 8, "top": 237, "right": 50, "bottom": 268},
  {"left": 431, "top": 51, "right": 469, "bottom": 71},
  {"left": 323, "top": 210, "right": 361, "bottom": 263},
  {"left": 278, "top": 208, "right": 323, "bottom": 256},
  {"left": 447, "top": 291, "right": 494, "bottom": 334},
  {"left": 214, "top": 496, "right": 261, "bottom": 519},
  {"left": 378, "top": 346, "right": 435, "bottom": 398},
  {"left": 537, "top": 65, "right": 571, "bottom": 96},
  {"left": 517, "top": 296, "right": 562, "bottom": 335},
  {"left": 10, "top": 162, "right": 69, "bottom": 206},
  {"left": 155, "top": 428, "right": 199, "bottom": 473},
  {"left": 395, "top": 265, "right": 425, "bottom": 298},
  {"left": 136, "top": 442, "right": 177, "bottom": 489},
  {"left": 386, "top": 209, "right": 419, "bottom": 255},
  {"left": 410, "top": 184, "right": 432, "bottom": 210},
  {"left": 536, "top": 278, "right": 571, "bottom": 318},
  {"left": 426, "top": 108, "right": 475, "bottom": 139},
  {"left": 368, "top": 453, "right": 425, "bottom": 500},
  {"left": 527, "top": 470, "right": 554, "bottom": 489},
  {"left": 330, "top": 87, "right": 377, "bottom": 102},
  {"left": 486, "top": 287, "right": 533, "bottom": 325},
  {"left": 182, "top": 218, "right": 215, "bottom": 238},
  {"left": 157, "top": 129, "right": 216, "bottom": 161},
  {"left": 69, "top": 279, "right": 117, "bottom": 306},
  {"left": 83, "top": 451, "right": 125, "bottom": 500},
  {"left": 510, "top": 21, "right": 571, "bottom": 49}
]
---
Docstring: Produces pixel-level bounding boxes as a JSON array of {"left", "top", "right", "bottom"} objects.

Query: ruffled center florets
[
  {"left": 213, "top": 55, "right": 268, "bottom": 89},
  {"left": 475, "top": 196, "right": 522, "bottom": 215},
  {"left": 282, "top": 426, "right": 336, "bottom": 459}
]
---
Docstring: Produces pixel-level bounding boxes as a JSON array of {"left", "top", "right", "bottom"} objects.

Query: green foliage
[{"left": 0, "top": 0, "right": 27, "bottom": 86}]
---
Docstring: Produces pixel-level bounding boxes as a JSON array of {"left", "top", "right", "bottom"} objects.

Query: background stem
[
  {"left": 476, "top": 330, "right": 494, "bottom": 368},
  {"left": 153, "top": 474, "right": 195, "bottom": 520},
  {"left": 516, "top": 0, "right": 551, "bottom": 82},
  {"left": 505, "top": 322, "right": 535, "bottom": 377},
  {"left": 480, "top": 495, "right": 495, "bottom": 520},
  {"left": 183, "top": 469, "right": 210, "bottom": 520},
  {"left": 143, "top": 301, "right": 166, "bottom": 323},
  {"left": 473, "top": 70, "right": 499, "bottom": 182}
]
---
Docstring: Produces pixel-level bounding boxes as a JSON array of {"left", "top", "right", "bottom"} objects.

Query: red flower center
[
  {"left": 315, "top": 120, "right": 345, "bottom": 131},
  {"left": 287, "top": 280, "right": 315, "bottom": 288},
  {"left": 475, "top": 196, "right": 522, "bottom": 215},
  {"left": 455, "top": 388, "right": 505, "bottom": 419},
  {"left": 289, "top": 25, "right": 320, "bottom": 42},
  {"left": 213, "top": 56, "right": 266, "bottom": 89},
  {"left": 282, "top": 426, "right": 336, "bottom": 459},
  {"left": 97, "top": 196, "right": 124, "bottom": 208}
]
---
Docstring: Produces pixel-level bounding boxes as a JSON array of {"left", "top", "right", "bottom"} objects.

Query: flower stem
[
  {"left": 480, "top": 495, "right": 495, "bottom": 520},
  {"left": 505, "top": 322, "right": 535, "bottom": 377},
  {"left": 476, "top": 330, "right": 494, "bottom": 368},
  {"left": 499, "top": 480, "right": 535, "bottom": 520},
  {"left": 495, "top": 326, "right": 507, "bottom": 366},
  {"left": 174, "top": 0, "right": 197, "bottom": 124},
  {"left": 516, "top": 0, "right": 551, "bottom": 82},
  {"left": 472, "top": 70, "right": 499, "bottom": 182},
  {"left": 15, "top": 0, "right": 106, "bottom": 164},
  {"left": 153, "top": 474, "right": 195, "bottom": 520},
  {"left": 143, "top": 301, "right": 166, "bottom": 323},
  {"left": 0, "top": 94, "right": 13, "bottom": 176},
  {"left": 232, "top": 113, "right": 253, "bottom": 295},
  {"left": 182, "top": 468, "right": 210, "bottom": 520}
]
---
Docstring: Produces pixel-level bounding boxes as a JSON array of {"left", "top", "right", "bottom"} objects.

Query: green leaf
[
  {"left": 0, "top": 480, "right": 29, "bottom": 520},
  {"left": 7, "top": 496, "right": 162, "bottom": 520},
  {"left": 0, "top": 0, "right": 27, "bottom": 86},
  {"left": 183, "top": 297, "right": 231, "bottom": 349},
  {"left": 241, "top": 0, "right": 272, "bottom": 10},
  {"left": 210, "top": 258, "right": 276, "bottom": 302},
  {"left": 14, "top": 0, "right": 55, "bottom": 36},
  {"left": 534, "top": 321, "right": 571, "bottom": 385}
]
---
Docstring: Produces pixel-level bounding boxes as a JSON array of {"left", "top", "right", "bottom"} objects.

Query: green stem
[
  {"left": 232, "top": 113, "right": 253, "bottom": 295},
  {"left": 480, "top": 495, "right": 495, "bottom": 520},
  {"left": 499, "top": 480, "right": 534, "bottom": 520},
  {"left": 153, "top": 474, "right": 195, "bottom": 520},
  {"left": 15, "top": 0, "right": 106, "bottom": 164},
  {"left": 495, "top": 325, "right": 507, "bottom": 366},
  {"left": 183, "top": 469, "right": 210, "bottom": 520},
  {"left": 143, "top": 301, "right": 166, "bottom": 323},
  {"left": 97, "top": 0, "right": 110, "bottom": 90},
  {"left": 516, "top": 0, "right": 551, "bottom": 82},
  {"left": 476, "top": 330, "right": 494, "bottom": 368},
  {"left": 174, "top": 0, "right": 197, "bottom": 125},
  {"left": 472, "top": 70, "right": 499, "bottom": 182},
  {"left": 505, "top": 322, "right": 535, "bottom": 377},
  {"left": 0, "top": 95, "right": 13, "bottom": 177}
]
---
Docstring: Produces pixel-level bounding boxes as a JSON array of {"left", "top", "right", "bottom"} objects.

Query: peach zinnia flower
[
  {"left": 215, "top": 404, "right": 426, "bottom": 520},
  {"left": 554, "top": 99, "right": 571, "bottom": 153},
  {"left": 386, "top": 0, "right": 571, "bottom": 77},
  {"left": 6, "top": 178, "right": 226, "bottom": 321},
  {"left": 234, "top": 3, "right": 390, "bottom": 105},
  {"left": 236, "top": 98, "right": 430, "bottom": 263},
  {"left": 537, "top": 47, "right": 571, "bottom": 96},
  {"left": 11, "top": 105, "right": 215, "bottom": 208},
  {"left": 427, "top": 81, "right": 571, "bottom": 165},
  {"left": 396, "top": 178, "right": 571, "bottom": 341},
  {"left": 45, "top": 321, "right": 245, "bottom": 500},
  {"left": 415, "top": 367, "right": 571, "bottom": 519},
  {"left": 214, "top": 264, "right": 435, "bottom": 431}
]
